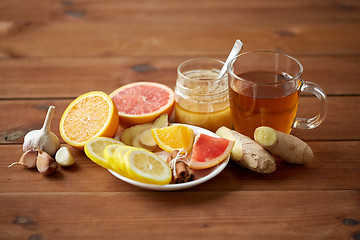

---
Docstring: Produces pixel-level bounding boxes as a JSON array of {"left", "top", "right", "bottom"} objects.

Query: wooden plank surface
[
  {"left": 1, "top": 55, "right": 359, "bottom": 99},
  {"left": 1, "top": 0, "right": 359, "bottom": 239},
  {"left": 1, "top": 190, "right": 359, "bottom": 240},
  {"left": 2, "top": 140, "right": 360, "bottom": 193},
  {"left": 0, "top": 21, "right": 359, "bottom": 57},
  {"left": 0, "top": 1, "right": 360, "bottom": 57},
  {"left": 1, "top": 97, "right": 359, "bottom": 144}
]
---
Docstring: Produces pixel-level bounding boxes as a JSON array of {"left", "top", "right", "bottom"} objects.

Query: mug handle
[{"left": 292, "top": 81, "right": 328, "bottom": 129}]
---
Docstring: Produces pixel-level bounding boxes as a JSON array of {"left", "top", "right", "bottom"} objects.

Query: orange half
[{"left": 59, "top": 91, "right": 119, "bottom": 150}]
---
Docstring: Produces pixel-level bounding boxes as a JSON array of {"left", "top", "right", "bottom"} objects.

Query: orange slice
[
  {"left": 109, "top": 82, "right": 175, "bottom": 126},
  {"left": 151, "top": 124, "right": 194, "bottom": 153},
  {"left": 189, "top": 133, "right": 234, "bottom": 169},
  {"left": 59, "top": 91, "right": 119, "bottom": 149}
]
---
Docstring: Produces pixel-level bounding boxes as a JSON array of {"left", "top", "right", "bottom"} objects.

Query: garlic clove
[
  {"left": 55, "top": 146, "right": 75, "bottom": 167},
  {"left": 36, "top": 150, "right": 58, "bottom": 175},
  {"left": 9, "top": 149, "right": 38, "bottom": 168}
]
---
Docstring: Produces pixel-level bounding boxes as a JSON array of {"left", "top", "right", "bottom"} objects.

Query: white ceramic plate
[{"left": 108, "top": 124, "right": 230, "bottom": 191}]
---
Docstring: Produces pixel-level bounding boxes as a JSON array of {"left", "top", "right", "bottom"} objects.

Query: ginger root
[
  {"left": 137, "top": 113, "right": 168, "bottom": 151},
  {"left": 216, "top": 126, "right": 276, "bottom": 173},
  {"left": 121, "top": 123, "right": 152, "bottom": 146},
  {"left": 121, "top": 114, "right": 169, "bottom": 151},
  {"left": 254, "top": 126, "right": 313, "bottom": 164}
]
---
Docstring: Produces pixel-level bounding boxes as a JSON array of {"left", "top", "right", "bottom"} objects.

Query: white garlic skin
[
  {"left": 22, "top": 106, "right": 60, "bottom": 156},
  {"left": 23, "top": 130, "right": 39, "bottom": 152},
  {"left": 23, "top": 130, "right": 60, "bottom": 156},
  {"left": 55, "top": 146, "right": 74, "bottom": 167}
]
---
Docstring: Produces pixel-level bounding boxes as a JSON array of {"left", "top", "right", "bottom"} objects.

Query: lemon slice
[
  {"left": 104, "top": 144, "right": 124, "bottom": 163},
  {"left": 104, "top": 144, "right": 126, "bottom": 172},
  {"left": 113, "top": 146, "right": 137, "bottom": 177},
  {"left": 124, "top": 149, "right": 172, "bottom": 185},
  {"left": 84, "top": 137, "right": 124, "bottom": 169}
]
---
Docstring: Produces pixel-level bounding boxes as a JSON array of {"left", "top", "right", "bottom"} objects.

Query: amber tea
[
  {"left": 229, "top": 71, "right": 300, "bottom": 138},
  {"left": 228, "top": 51, "right": 327, "bottom": 138}
]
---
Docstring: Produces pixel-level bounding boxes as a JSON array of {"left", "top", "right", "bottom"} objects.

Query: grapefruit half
[
  {"left": 189, "top": 133, "right": 234, "bottom": 169},
  {"left": 109, "top": 82, "right": 175, "bottom": 126}
]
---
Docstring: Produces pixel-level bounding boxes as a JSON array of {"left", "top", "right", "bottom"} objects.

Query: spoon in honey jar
[{"left": 217, "top": 39, "right": 243, "bottom": 79}]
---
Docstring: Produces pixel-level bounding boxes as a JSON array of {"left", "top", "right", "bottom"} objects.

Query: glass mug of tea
[{"left": 228, "top": 51, "right": 327, "bottom": 138}]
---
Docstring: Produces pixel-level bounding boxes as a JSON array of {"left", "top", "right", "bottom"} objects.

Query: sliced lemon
[
  {"left": 84, "top": 137, "right": 124, "bottom": 169},
  {"left": 113, "top": 146, "right": 137, "bottom": 177},
  {"left": 104, "top": 144, "right": 127, "bottom": 172},
  {"left": 104, "top": 144, "right": 124, "bottom": 163},
  {"left": 124, "top": 149, "right": 172, "bottom": 185}
]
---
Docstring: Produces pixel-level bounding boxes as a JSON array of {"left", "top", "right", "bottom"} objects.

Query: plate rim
[{"left": 108, "top": 124, "right": 230, "bottom": 191}]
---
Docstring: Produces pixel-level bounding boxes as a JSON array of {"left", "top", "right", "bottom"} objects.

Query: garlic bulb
[{"left": 23, "top": 106, "right": 60, "bottom": 156}]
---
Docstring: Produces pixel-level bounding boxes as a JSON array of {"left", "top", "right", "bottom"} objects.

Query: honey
[
  {"left": 175, "top": 59, "right": 233, "bottom": 132},
  {"left": 175, "top": 102, "right": 232, "bottom": 132}
]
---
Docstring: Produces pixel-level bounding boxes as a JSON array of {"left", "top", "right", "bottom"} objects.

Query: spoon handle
[{"left": 217, "top": 39, "right": 243, "bottom": 79}]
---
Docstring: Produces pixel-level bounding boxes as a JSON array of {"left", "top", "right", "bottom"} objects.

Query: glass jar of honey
[{"left": 174, "top": 58, "right": 233, "bottom": 132}]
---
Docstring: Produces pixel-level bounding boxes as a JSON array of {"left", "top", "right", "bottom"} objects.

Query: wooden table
[{"left": 1, "top": 0, "right": 359, "bottom": 239}]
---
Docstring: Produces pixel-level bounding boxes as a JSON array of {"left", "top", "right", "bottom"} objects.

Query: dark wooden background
[{"left": 1, "top": 0, "right": 359, "bottom": 239}]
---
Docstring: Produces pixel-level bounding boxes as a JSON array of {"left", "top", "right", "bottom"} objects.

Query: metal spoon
[{"left": 217, "top": 39, "right": 243, "bottom": 79}]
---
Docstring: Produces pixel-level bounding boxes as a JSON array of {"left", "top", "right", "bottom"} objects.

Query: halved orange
[
  {"left": 59, "top": 91, "right": 119, "bottom": 149},
  {"left": 109, "top": 82, "right": 175, "bottom": 126},
  {"left": 151, "top": 124, "right": 194, "bottom": 153}
]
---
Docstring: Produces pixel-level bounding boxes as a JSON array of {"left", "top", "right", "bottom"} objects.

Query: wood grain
[
  {"left": 0, "top": 97, "right": 359, "bottom": 144},
  {"left": 0, "top": 0, "right": 359, "bottom": 239},
  {"left": 1, "top": 0, "right": 359, "bottom": 23},
  {"left": 2, "top": 141, "right": 360, "bottom": 193},
  {"left": 0, "top": 55, "right": 359, "bottom": 99},
  {"left": 0, "top": 22, "right": 359, "bottom": 57},
  {"left": 0, "top": 1, "right": 359, "bottom": 58},
  {"left": 0, "top": 191, "right": 359, "bottom": 240}
]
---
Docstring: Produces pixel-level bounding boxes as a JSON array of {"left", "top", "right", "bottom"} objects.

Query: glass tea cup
[
  {"left": 227, "top": 51, "right": 327, "bottom": 138},
  {"left": 174, "top": 58, "right": 233, "bottom": 132}
]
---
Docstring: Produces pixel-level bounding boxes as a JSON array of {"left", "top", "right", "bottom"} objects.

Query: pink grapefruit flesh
[
  {"left": 109, "top": 82, "right": 175, "bottom": 126},
  {"left": 189, "top": 133, "right": 234, "bottom": 169}
]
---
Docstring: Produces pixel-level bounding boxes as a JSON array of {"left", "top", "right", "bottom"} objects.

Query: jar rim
[{"left": 177, "top": 58, "right": 227, "bottom": 82}]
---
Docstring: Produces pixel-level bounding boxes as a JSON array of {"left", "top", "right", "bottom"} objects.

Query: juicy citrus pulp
[
  {"left": 189, "top": 133, "right": 234, "bottom": 169},
  {"left": 109, "top": 82, "right": 175, "bottom": 126},
  {"left": 104, "top": 144, "right": 124, "bottom": 163},
  {"left": 124, "top": 149, "right": 172, "bottom": 185},
  {"left": 112, "top": 145, "right": 137, "bottom": 177},
  {"left": 84, "top": 137, "right": 123, "bottom": 169},
  {"left": 151, "top": 124, "right": 194, "bottom": 153},
  {"left": 60, "top": 91, "right": 119, "bottom": 149}
]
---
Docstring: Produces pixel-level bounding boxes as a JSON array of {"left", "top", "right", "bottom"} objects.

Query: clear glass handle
[{"left": 293, "top": 81, "right": 328, "bottom": 129}]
